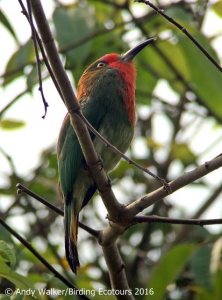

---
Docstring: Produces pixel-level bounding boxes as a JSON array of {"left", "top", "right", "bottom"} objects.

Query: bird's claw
[
  {"left": 107, "top": 176, "right": 112, "bottom": 188},
  {"left": 163, "top": 181, "right": 172, "bottom": 194},
  {"left": 83, "top": 155, "right": 104, "bottom": 171},
  {"left": 97, "top": 155, "right": 104, "bottom": 171}
]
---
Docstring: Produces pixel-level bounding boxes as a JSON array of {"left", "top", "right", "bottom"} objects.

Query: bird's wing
[
  {"left": 57, "top": 114, "right": 82, "bottom": 200},
  {"left": 57, "top": 97, "right": 106, "bottom": 201}
]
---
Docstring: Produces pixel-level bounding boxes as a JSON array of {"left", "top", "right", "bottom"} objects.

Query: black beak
[{"left": 121, "top": 38, "right": 156, "bottom": 62}]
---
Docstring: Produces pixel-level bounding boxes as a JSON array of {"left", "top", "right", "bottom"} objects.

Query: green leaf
[
  {"left": 188, "top": 286, "right": 213, "bottom": 300},
  {"left": 0, "top": 119, "right": 26, "bottom": 130},
  {"left": 214, "top": 269, "right": 222, "bottom": 300},
  {"left": 0, "top": 296, "right": 11, "bottom": 300},
  {"left": 140, "top": 45, "right": 175, "bottom": 82},
  {"left": 71, "top": 26, "right": 126, "bottom": 83},
  {"left": 26, "top": 65, "right": 38, "bottom": 93},
  {"left": 211, "top": 237, "right": 222, "bottom": 299},
  {"left": 210, "top": 237, "right": 222, "bottom": 275},
  {"left": 212, "top": 0, "right": 222, "bottom": 17},
  {"left": 166, "top": 6, "right": 195, "bottom": 27},
  {"left": 0, "top": 241, "right": 16, "bottom": 268},
  {"left": 3, "top": 40, "right": 35, "bottom": 86},
  {"left": 178, "top": 33, "right": 222, "bottom": 119},
  {"left": 53, "top": 5, "right": 95, "bottom": 76},
  {"left": 11, "top": 294, "right": 24, "bottom": 300},
  {"left": 0, "top": 10, "right": 18, "bottom": 43},
  {"left": 12, "top": 294, "right": 36, "bottom": 300},
  {"left": 171, "top": 142, "right": 197, "bottom": 166},
  {"left": 190, "top": 245, "right": 213, "bottom": 292},
  {"left": 147, "top": 244, "right": 195, "bottom": 300},
  {"left": 0, "top": 262, "right": 42, "bottom": 300},
  {"left": 136, "top": 60, "right": 158, "bottom": 105},
  {"left": 139, "top": 38, "right": 189, "bottom": 97}
]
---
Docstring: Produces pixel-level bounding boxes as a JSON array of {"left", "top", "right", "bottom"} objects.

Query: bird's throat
[{"left": 114, "top": 61, "right": 136, "bottom": 125}]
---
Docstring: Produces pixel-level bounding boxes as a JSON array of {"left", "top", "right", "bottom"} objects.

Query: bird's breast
[{"left": 93, "top": 115, "right": 134, "bottom": 173}]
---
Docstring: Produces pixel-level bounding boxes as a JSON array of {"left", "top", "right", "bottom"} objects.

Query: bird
[{"left": 57, "top": 38, "right": 155, "bottom": 274}]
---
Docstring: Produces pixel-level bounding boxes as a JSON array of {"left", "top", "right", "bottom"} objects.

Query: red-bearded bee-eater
[{"left": 57, "top": 39, "right": 155, "bottom": 274}]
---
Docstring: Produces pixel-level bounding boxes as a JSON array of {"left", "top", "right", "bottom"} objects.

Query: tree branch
[
  {"left": 26, "top": 0, "right": 48, "bottom": 118},
  {"left": 171, "top": 182, "right": 222, "bottom": 246},
  {"left": 102, "top": 244, "right": 134, "bottom": 300},
  {"left": 0, "top": 89, "right": 28, "bottom": 119},
  {"left": 123, "top": 154, "right": 222, "bottom": 221},
  {"left": 0, "top": 217, "right": 90, "bottom": 300},
  {"left": 16, "top": 183, "right": 100, "bottom": 238},
  {"left": 18, "top": 0, "right": 64, "bottom": 102},
  {"left": 131, "top": 215, "right": 222, "bottom": 226},
  {"left": 136, "top": 0, "right": 222, "bottom": 73}
]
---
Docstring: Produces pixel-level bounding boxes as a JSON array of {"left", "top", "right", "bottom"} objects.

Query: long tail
[{"left": 64, "top": 200, "right": 80, "bottom": 274}]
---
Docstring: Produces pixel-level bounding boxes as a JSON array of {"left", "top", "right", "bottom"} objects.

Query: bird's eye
[{"left": 97, "top": 62, "right": 106, "bottom": 68}]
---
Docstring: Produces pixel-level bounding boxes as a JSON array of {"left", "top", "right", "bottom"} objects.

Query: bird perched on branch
[{"left": 57, "top": 39, "right": 155, "bottom": 274}]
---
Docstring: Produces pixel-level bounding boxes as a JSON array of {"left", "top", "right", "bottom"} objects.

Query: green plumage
[{"left": 58, "top": 66, "right": 134, "bottom": 273}]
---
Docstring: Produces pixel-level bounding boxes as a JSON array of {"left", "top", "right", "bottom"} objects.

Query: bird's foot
[
  {"left": 107, "top": 176, "right": 112, "bottom": 188},
  {"left": 83, "top": 155, "right": 104, "bottom": 171},
  {"left": 97, "top": 155, "right": 104, "bottom": 171}
]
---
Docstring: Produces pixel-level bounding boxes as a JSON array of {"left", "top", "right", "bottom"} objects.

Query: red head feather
[{"left": 78, "top": 53, "right": 136, "bottom": 124}]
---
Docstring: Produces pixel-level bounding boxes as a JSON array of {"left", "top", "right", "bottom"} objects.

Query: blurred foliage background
[{"left": 1, "top": 0, "right": 222, "bottom": 299}]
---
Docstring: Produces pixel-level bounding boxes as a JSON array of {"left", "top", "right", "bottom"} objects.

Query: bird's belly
[
  {"left": 93, "top": 121, "right": 134, "bottom": 173},
  {"left": 71, "top": 119, "right": 133, "bottom": 210}
]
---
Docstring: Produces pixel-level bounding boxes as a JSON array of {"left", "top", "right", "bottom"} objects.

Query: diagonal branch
[
  {"left": 123, "top": 154, "right": 222, "bottom": 221},
  {"left": 136, "top": 0, "right": 222, "bottom": 73},
  {"left": 171, "top": 182, "right": 222, "bottom": 246},
  {"left": 0, "top": 218, "right": 90, "bottom": 300},
  {"left": 0, "top": 89, "right": 28, "bottom": 119}
]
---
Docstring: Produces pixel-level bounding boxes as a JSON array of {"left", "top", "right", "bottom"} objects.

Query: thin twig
[
  {"left": 58, "top": 9, "right": 159, "bottom": 53},
  {"left": 0, "top": 147, "right": 19, "bottom": 179},
  {"left": 171, "top": 183, "right": 222, "bottom": 246},
  {"left": 16, "top": 183, "right": 100, "bottom": 238},
  {"left": 135, "top": 0, "right": 222, "bottom": 73},
  {"left": 0, "top": 89, "right": 28, "bottom": 118},
  {"left": 77, "top": 110, "right": 172, "bottom": 194},
  {"left": 0, "top": 61, "right": 35, "bottom": 79},
  {"left": 0, "top": 218, "right": 90, "bottom": 300},
  {"left": 123, "top": 154, "right": 222, "bottom": 221},
  {"left": 132, "top": 215, "right": 222, "bottom": 226},
  {"left": 18, "top": 0, "right": 64, "bottom": 102},
  {"left": 26, "top": 0, "right": 48, "bottom": 118}
]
